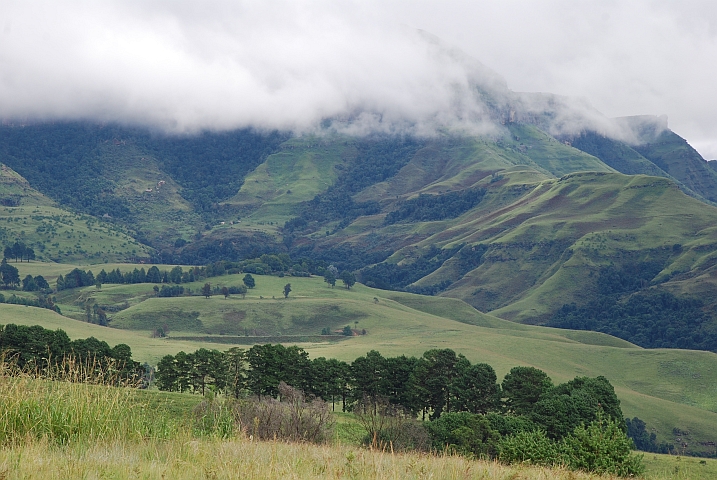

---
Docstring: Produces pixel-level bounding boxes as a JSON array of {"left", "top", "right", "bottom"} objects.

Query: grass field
[{"left": 5, "top": 268, "right": 717, "bottom": 454}]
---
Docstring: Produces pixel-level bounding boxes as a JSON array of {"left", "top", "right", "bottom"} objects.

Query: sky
[{"left": 2, "top": 0, "right": 716, "bottom": 158}]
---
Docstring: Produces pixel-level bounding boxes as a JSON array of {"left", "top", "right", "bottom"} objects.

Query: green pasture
[{"left": 643, "top": 453, "right": 717, "bottom": 479}]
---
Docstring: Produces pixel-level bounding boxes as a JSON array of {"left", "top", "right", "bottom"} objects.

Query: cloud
[
  {"left": 1, "top": 1, "right": 716, "bottom": 157},
  {"left": 0, "top": 1, "right": 505, "bottom": 136}
]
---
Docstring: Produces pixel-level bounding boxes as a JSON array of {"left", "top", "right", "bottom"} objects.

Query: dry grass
[{"left": 0, "top": 436, "right": 621, "bottom": 480}]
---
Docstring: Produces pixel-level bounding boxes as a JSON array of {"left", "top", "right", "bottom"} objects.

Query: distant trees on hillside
[
  {"left": 383, "top": 188, "right": 486, "bottom": 225},
  {"left": 283, "top": 137, "right": 426, "bottom": 234},
  {"left": 3, "top": 241, "right": 35, "bottom": 262},
  {"left": 0, "top": 123, "right": 288, "bottom": 218},
  {"left": 548, "top": 262, "right": 717, "bottom": 352}
]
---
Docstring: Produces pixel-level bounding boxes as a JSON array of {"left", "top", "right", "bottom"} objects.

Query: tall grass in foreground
[
  {"left": 0, "top": 436, "right": 624, "bottom": 480},
  {"left": 1, "top": 358, "right": 712, "bottom": 478},
  {"left": 0, "top": 356, "right": 178, "bottom": 445}
]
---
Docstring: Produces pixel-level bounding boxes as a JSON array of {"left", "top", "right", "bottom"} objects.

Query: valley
[{"left": 3, "top": 115, "right": 717, "bottom": 459}]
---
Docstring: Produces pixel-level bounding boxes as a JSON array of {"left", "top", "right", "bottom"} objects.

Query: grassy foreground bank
[{"left": 1, "top": 364, "right": 715, "bottom": 479}]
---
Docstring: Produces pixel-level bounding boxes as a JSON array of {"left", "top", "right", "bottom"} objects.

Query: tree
[
  {"left": 530, "top": 376, "right": 624, "bottom": 440},
  {"left": 201, "top": 283, "right": 212, "bottom": 299},
  {"left": 169, "top": 266, "right": 183, "bottom": 284},
  {"left": 0, "top": 258, "right": 20, "bottom": 288},
  {"left": 323, "top": 270, "right": 336, "bottom": 288},
  {"left": 146, "top": 265, "right": 162, "bottom": 283},
  {"left": 246, "top": 344, "right": 311, "bottom": 396},
  {"left": 34, "top": 275, "right": 50, "bottom": 290},
  {"left": 561, "top": 412, "right": 645, "bottom": 476},
  {"left": 502, "top": 366, "right": 553, "bottom": 416},
  {"left": 453, "top": 362, "right": 501, "bottom": 414},
  {"left": 243, "top": 273, "right": 255, "bottom": 289},
  {"left": 350, "top": 350, "right": 387, "bottom": 402},
  {"left": 340, "top": 270, "right": 356, "bottom": 289},
  {"left": 426, "top": 412, "right": 500, "bottom": 457},
  {"left": 11, "top": 241, "right": 26, "bottom": 262},
  {"left": 412, "top": 349, "right": 463, "bottom": 419},
  {"left": 283, "top": 283, "right": 291, "bottom": 298},
  {"left": 221, "top": 286, "right": 229, "bottom": 299},
  {"left": 22, "top": 274, "right": 38, "bottom": 292}
]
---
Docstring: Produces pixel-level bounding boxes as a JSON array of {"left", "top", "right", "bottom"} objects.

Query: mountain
[{"left": 3, "top": 81, "right": 717, "bottom": 354}]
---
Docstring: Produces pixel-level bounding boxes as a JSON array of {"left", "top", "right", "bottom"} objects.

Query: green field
[{"left": 5, "top": 267, "right": 717, "bottom": 455}]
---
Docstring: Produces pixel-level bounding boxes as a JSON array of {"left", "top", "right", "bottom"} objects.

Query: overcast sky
[{"left": 2, "top": 0, "right": 716, "bottom": 158}]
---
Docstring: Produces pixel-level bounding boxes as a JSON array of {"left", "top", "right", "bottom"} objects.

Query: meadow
[{"left": 4, "top": 265, "right": 717, "bottom": 454}]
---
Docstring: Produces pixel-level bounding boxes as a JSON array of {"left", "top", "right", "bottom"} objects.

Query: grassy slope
[
  {"left": 95, "top": 142, "right": 203, "bottom": 245},
  {"left": 8, "top": 271, "right": 717, "bottom": 453},
  {"left": 0, "top": 164, "right": 152, "bottom": 262},
  {"left": 371, "top": 172, "right": 717, "bottom": 322},
  {"left": 635, "top": 129, "right": 717, "bottom": 203},
  {"left": 0, "top": 205, "right": 152, "bottom": 263},
  {"left": 222, "top": 136, "right": 353, "bottom": 233},
  {"left": 0, "top": 304, "right": 238, "bottom": 363},
  {"left": 0, "top": 163, "right": 54, "bottom": 207}
]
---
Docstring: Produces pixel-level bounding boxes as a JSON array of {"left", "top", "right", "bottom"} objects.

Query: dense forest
[
  {"left": 548, "top": 261, "right": 717, "bottom": 351},
  {"left": 383, "top": 188, "right": 486, "bottom": 225},
  {"left": 0, "top": 123, "right": 287, "bottom": 217}
]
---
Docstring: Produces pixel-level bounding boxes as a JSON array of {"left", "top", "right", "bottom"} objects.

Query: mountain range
[{"left": 3, "top": 55, "right": 717, "bottom": 353}]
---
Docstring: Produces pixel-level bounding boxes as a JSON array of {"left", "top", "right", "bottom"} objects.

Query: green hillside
[{"left": 0, "top": 163, "right": 54, "bottom": 207}]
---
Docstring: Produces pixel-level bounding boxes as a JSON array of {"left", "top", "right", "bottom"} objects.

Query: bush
[
  {"left": 426, "top": 412, "right": 499, "bottom": 458},
  {"left": 353, "top": 395, "right": 429, "bottom": 452},
  {"left": 561, "top": 414, "right": 644, "bottom": 477},
  {"left": 231, "top": 382, "right": 333, "bottom": 444},
  {"left": 497, "top": 414, "right": 645, "bottom": 477},
  {"left": 497, "top": 429, "right": 562, "bottom": 467}
]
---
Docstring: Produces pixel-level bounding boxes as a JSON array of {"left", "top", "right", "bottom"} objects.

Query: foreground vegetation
[
  {"left": 0, "top": 355, "right": 644, "bottom": 478},
  {"left": 4, "top": 269, "right": 717, "bottom": 456},
  {"left": 0, "top": 358, "right": 714, "bottom": 479}
]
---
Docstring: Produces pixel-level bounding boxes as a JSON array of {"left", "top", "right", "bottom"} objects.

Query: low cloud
[{"left": 1, "top": 1, "right": 715, "bottom": 157}]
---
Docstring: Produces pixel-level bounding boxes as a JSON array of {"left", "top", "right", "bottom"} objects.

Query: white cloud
[{"left": 1, "top": 1, "right": 716, "bottom": 157}]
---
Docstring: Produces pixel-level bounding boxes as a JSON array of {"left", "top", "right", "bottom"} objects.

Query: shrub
[
  {"left": 353, "top": 395, "right": 429, "bottom": 452},
  {"left": 497, "top": 429, "right": 562, "bottom": 467},
  {"left": 232, "top": 382, "right": 333, "bottom": 444},
  {"left": 561, "top": 413, "right": 644, "bottom": 477},
  {"left": 426, "top": 412, "right": 500, "bottom": 458}
]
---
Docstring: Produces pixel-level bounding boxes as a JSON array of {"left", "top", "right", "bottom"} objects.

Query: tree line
[
  {"left": 3, "top": 240, "right": 35, "bottom": 262},
  {"left": 0, "top": 323, "right": 142, "bottom": 381},
  {"left": 155, "top": 345, "right": 625, "bottom": 440}
]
